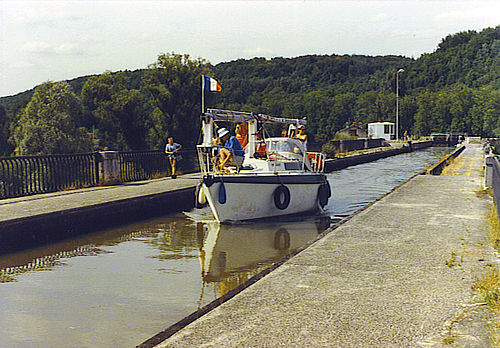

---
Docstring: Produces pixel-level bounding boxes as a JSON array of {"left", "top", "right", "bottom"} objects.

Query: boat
[
  {"left": 195, "top": 109, "right": 331, "bottom": 223},
  {"left": 198, "top": 216, "right": 331, "bottom": 284}
]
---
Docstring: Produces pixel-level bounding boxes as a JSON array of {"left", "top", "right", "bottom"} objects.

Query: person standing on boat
[
  {"left": 296, "top": 125, "right": 308, "bottom": 147},
  {"left": 217, "top": 128, "right": 245, "bottom": 168},
  {"left": 165, "top": 136, "right": 182, "bottom": 178},
  {"left": 235, "top": 123, "right": 248, "bottom": 148}
]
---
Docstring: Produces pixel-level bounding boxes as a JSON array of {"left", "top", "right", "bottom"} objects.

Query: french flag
[{"left": 203, "top": 76, "right": 222, "bottom": 92}]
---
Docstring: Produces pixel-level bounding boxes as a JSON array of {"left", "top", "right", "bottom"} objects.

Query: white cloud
[
  {"left": 7, "top": 1, "right": 83, "bottom": 25},
  {"left": 434, "top": 8, "right": 499, "bottom": 27},
  {"left": 9, "top": 60, "right": 35, "bottom": 69},
  {"left": 370, "top": 13, "right": 389, "bottom": 23},
  {"left": 22, "top": 41, "right": 53, "bottom": 54},
  {"left": 54, "top": 43, "right": 84, "bottom": 56},
  {"left": 242, "top": 47, "right": 276, "bottom": 57},
  {"left": 22, "top": 41, "right": 86, "bottom": 56},
  {"left": 1, "top": 0, "right": 498, "bottom": 97}
]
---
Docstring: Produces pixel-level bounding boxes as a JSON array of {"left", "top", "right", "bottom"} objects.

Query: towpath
[
  {"left": 0, "top": 174, "right": 199, "bottom": 223},
  {"left": 155, "top": 144, "right": 496, "bottom": 347}
]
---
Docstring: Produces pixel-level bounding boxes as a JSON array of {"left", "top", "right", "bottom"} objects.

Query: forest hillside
[{"left": 0, "top": 26, "right": 498, "bottom": 155}]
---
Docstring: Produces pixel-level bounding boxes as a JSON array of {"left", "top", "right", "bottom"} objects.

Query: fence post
[
  {"left": 485, "top": 154, "right": 495, "bottom": 190},
  {"left": 98, "top": 151, "right": 120, "bottom": 185}
]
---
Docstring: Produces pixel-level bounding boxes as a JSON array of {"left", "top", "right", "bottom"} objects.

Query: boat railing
[
  {"left": 197, "top": 145, "right": 326, "bottom": 175},
  {"left": 205, "top": 108, "right": 307, "bottom": 126},
  {"left": 197, "top": 145, "right": 217, "bottom": 176},
  {"left": 307, "top": 152, "right": 326, "bottom": 173}
]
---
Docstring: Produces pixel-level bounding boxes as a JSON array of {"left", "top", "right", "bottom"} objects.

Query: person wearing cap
[
  {"left": 295, "top": 125, "right": 308, "bottom": 144},
  {"left": 217, "top": 127, "right": 245, "bottom": 169}
]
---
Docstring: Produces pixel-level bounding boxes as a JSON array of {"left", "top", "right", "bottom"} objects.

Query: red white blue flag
[{"left": 203, "top": 75, "right": 222, "bottom": 92}]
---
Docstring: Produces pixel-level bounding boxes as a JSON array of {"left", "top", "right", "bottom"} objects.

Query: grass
[
  {"left": 442, "top": 311, "right": 470, "bottom": 345},
  {"left": 487, "top": 203, "right": 500, "bottom": 252},
  {"left": 472, "top": 266, "right": 500, "bottom": 346},
  {"left": 445, "top": 252, "right": 458, "bottom": 267},
  {"left": 474, "top": 187, "right": 493, "bottom": 197},
  {"left": 470, "top": 202, "right": 500, "bottom": 346}
]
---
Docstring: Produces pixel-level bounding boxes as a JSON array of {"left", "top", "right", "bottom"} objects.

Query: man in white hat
[{"left": 217, "top": 127, "right": 245, "bottom": 169}]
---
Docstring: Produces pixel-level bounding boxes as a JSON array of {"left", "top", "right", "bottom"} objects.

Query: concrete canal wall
[
  {"left": 0, "top": 175, "right": 198, "bottom": 255},
  {"left": 324, "top": 140, "right": 432, "bottom": 172},
  {"left": 426, "top": 145, "right": 465, "bottom": 175}
]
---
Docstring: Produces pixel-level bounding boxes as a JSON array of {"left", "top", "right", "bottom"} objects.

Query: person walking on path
[{"left": 165, "top": 137, "right": 182, "bottom": 178}]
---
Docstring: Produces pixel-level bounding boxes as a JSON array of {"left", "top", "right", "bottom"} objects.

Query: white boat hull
[{"left": 201, "top": 174, "right": 328, "bottom": 223}]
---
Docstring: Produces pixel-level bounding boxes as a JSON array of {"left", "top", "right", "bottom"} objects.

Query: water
[{"left": 0, "top": 147, "right": 452, "bottom": 347}]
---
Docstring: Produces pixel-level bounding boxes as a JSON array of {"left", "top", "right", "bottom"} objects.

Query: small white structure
[{"left": 368, "top": 122, "right": 395, "bottom": 141}]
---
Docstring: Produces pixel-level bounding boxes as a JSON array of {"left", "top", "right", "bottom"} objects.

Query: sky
[{"left": 0, "top": 0, "right": 498, "bottom": 97}]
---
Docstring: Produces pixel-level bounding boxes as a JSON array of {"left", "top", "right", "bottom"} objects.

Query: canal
[{"left": 0, "top": 147, "right": 452, "bottom": 347}]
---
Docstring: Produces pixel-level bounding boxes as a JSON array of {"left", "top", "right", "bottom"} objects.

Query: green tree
[
  {"left": 141, "top": 53, "right": 212, "bottom": 149},
  {"left": 477, "top": 87, "right": 500, "bottom": 137},
  {"left": 13, "top": 81, "right": 92, "bottom": 155},
  {"left": 81, "top": 72, "right": 147, "bottom": 150},
  {"left": 0, "top": 105, "right": 13, "bottom": 155}
]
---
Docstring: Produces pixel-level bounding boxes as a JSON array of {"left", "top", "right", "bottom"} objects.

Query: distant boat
[{"left": 195, "top": 109, "right": 331, "bottom": 223}]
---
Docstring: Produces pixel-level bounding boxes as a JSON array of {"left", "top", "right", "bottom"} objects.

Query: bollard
[
  {"left": 98, "top": 151, "right": 120, "bottom": 185},
  {"left": 485, "top": 154, "right": 494, "bottom": 189}
]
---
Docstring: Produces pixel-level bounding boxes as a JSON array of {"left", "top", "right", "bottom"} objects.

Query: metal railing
[
  {"left": 118, "top": 150, "right": 169, "bottom": 182},
  {"left": 491, "top": 155, "right": 500, "bottom": 218},
  {"left": 116, "top": 149, "right": 199, "bottom": 182},
  {"left": 0, "top": 153, "right": 99, "bottom": 199},
  {"left": 0, "top": 149, "right": 200, "bottom": 199}
]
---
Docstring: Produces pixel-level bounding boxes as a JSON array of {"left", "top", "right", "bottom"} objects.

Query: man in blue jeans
[{"left": 217, "top": 128, "right": 245, "bottom": 169}]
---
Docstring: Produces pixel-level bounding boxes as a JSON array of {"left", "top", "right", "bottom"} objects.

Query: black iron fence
[
  {"left": 0, "top": 153, "right": 99, "bottom": 199},
  {"left": 118, "top": 149, "right": 198, "bottom": 183},
  {"left": 0, "top": 149, "right": 199, "bottom": 199},
  {"left": 118, "top": 150, "right": 169, "bottom": 182}
]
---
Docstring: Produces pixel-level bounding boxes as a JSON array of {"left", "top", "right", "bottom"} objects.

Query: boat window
[
  {"left": 284, "top": 162, "right": 301, "bottom": 170},
  {"left": 268, "top": 140, "right": 303, "bottom": 155}
]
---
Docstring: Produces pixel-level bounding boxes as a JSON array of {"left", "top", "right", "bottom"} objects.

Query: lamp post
[{"left": 396, "top": 68, "right": 404, "bottom": 141}]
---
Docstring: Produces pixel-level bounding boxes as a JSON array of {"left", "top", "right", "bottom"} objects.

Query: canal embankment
[
  {"left": 0, "top": 142, "right": 433, "bottom": 255},
  {"left": 0, "top": 174, "right": 199, "bottom": 255},
  {"left": 325, "top": 140, "right": 432, "bottom": 172},
  {"left": 0, "top": 146, "right": 462, "bottom": 347},
  {"left": 147, "top": 144, "right": 497, "bottom": 347}
]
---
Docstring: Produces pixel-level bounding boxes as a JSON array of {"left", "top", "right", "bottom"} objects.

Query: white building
[{"left": 367, "top": 122, "right": 395, "bottom": 141}]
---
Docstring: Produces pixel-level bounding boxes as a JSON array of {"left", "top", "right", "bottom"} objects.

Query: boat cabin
[{"left": 197, "top": 109, "right": 324, "bottom": 175}]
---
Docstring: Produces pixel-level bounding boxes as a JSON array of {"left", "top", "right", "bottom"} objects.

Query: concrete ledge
[
  {"left": 325, "top": 147, "right": 409, "bottom": 172},
  {"left": 410, "top": 140, "right": 433, "bottom": 150},
  {"left": 0, "top": 187, "right": 195, "bottom": 255},
  {"left": 426, "top": 145, "right": 466, "bottom": 175}
]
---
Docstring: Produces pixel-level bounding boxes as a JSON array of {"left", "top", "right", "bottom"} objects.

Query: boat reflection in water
[{"left": 196, "top": 215, "right": 331, "bottom": 296}]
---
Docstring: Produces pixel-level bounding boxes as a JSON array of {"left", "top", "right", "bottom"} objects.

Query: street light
[{"left": 396, "top": 68, "right": 404, "bottom": 141}]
